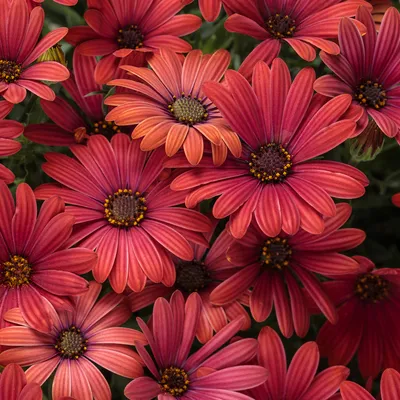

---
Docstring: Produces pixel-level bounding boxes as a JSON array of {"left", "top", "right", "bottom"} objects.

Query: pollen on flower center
[
  {"left": 266, "top": 13, "right": 296, "bottom": 39},
  {"left": 0, "top": 255, "right": 31, "bottom": 288},
  {"left": 117, "top": 25, "right": 144, "bottom": 49},
  {"left": 175, "top": 261, "right": 211, "bottom": 293},
  {"left": 92, "top": 120, "right": 121, "bottom": 138},
  {"left": 55, "top": 326, "right": 87, "bottom": 359},
  {"left": 104, "top": 189, "right": 147, "bottom": 227},
  {"left": 0, "top": 60, "right": 22, "bottom": 83},
  {"left": 159, "top": 366, "right": 190, "bottom": 397},
  {"left": 355, "top": 273, "right": 389, "bottom": 303},
  {"left": 261, "top": 238, "right": 292, "bottom": 270},
  {"left": 355, "top": 80, "right": 387, "bottom": 109},
  {"left": 169, "top": 95, "right": 208, "bottom": 125},
  {"left": 249, "top": 143, "right": 292, "bottom": 183}
]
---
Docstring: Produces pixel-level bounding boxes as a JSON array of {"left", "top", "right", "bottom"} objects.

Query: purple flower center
[
  {"left": 159, "top": 366, "right": 190, "bottom": 397},
  {"left": 266, "top": 14, "right": 296, "bottom": 39},
  {"left": 0, "top": 255, "right": 31, "bottom": 288},
  {"left": 355, "top": 80, "right": 387, "bottom": 109},
  {"left": 175, "top": 261, "right": 211, "bottom": 293},
  {"left": 91, "top": 120, "right": 122, "bottom": 138},
  {"left": 169, "top": 95, "right": 208, "bottom": 125},
  {"left": 55, "top": 326, "right": 87, "bottom": 359},
  {"left": 355, "top": 273, "right": 389, "bottom": 303},
  {"left": 261, "top": 238, "right": 292, "bottom": 270},
  {"left": 117, "top": 25, "right": 144, "bottom": 49},
  {"left": 249, "top": 143, "right": 292, "bottom": 183},
  {"left": 0, "top": 60, "right": 22, "bottom": 83}
]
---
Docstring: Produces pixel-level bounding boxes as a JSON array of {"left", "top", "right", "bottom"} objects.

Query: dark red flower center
[
  {"left": 0, "top": 255, "right": 31, "bottom": 288},
  {"left": 355, "top": 273, "right": 389, "bottom": 303},
  {"left": 0, "top": 60, "right": 22, "bottom": 83},
  {"left": 117, "top": 25, "right": 144, "bottom": 49},
  {"left": 159, "top": 366, "right": 190, "bottom": 397},
  {"left": 92, "top": 120, "right": 122, "bottom": 138},
  {"left": 55, "top": 326, "right": 87, "bottom": 359},
  {"left": 169, "top": 95, "right": 208, "bottom": 125},
  {"left": 261, "top": 238, "right": 292, "bottom": 270},
  {"left": 175, "top": 261, "right": 212, "bottom": 293},
  {"left": 266, "top": 14, "right": 296, "bottom": 39},
  {"left": 355, "top": 80, "right": 387, "bottom": 109},
  {"left": 104, "top": 189, "right": 147, "bottom": 227},
  {"left": 249, "top": 143, "right": 292, "bottom": 183}
]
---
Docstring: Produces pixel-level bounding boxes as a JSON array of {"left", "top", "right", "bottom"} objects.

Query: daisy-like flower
[
  {"left": 210, "top": 203, "right": 365, "bottom": 338},
  {"left": 222, "top": 0, "right": 371, "bottom": 80},
  {"left": 24, "top": 51, "right": 129, "bottom": 147},
  {"left": 0, "top": 364, "right": 42, "bottom": 400},
  {"left": 314, "top": 7, "right": 400, "bottom": 140},
  {"left": 105, "top": 48, "right": 242, "bottom": 166},
  {"left": 124, "top": 290, "right": 268, "bottom": 399},
  {"left": 35, "top": 134, "right": 212, "bottom": 294},
  {"left": 0, "top": 182, "right": 94, "bottom": 333},
  {"left": 340, "top": 368, "right": 400, "bottom": 399},
  {"left": 170, "top": 60, "right": 368, "bottom": 239},
  {"left": 315, "top": 256, "right": 400, "bottom": 379},
  {"left": 0, "top": 281, "right": 146, "bottom": 400},
  {"left": 0, "top": 0, "right": 70, "bottom": 104},
  {"left": 248, "top": 327, "right": 350, "bottom": 400},
  {"left": 129, "top": 224, "right": 251, "bottom": 344},
  {"left": 392, "top": 193, "right": 400, "bottom": 207},
  {"left": 66, "top": 0, "right": 201, "bottom": 84},
  {"left": 199, "top": 0, "right": 222, "bottom": 22}
]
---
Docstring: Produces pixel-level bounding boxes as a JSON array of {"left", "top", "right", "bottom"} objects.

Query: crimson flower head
[
  {"left": 0, "top": 0, "right": 70, "bottom": 104},
  {"left": 249, "top": 327, "right": 350, "bottom": 400},
  {"left": 170, "top": 60, "right": 368, "bottom": 239},
  {"left": 315, "top": 256, "right": 400, "bottom": 379},
  {"left": 223, "top": 0, "right": 372, "bottom": 80},
  {"left": 0, "top": 182, "right": 95, "bottom": 334},
  {"left": 392, "top": 193, "right": 400, "bottom": 207},
  {"left": 106, "top": 49, "right": 241, "bottom": 166},
  {"left": 314, "top": 7, "right": 400, "bottom": 140},
  {"left": 125, "top": 290, "right": 268, "bottom": 399},
  {"left": 66, "top": 0, "right": 201, "bottom": 84},
  {"left": 35, "top": 134, "right": 212, "bottom": 294},
  {"left": 0, "top": 281, "right": 146, "bottom": 400}
]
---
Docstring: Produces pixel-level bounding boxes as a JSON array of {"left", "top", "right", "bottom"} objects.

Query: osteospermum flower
[
  {"left": 106, "top": 49, "right": 241, "bottom": 165},
  {"left": 210, "top": 203, "right": 365, "bottom": 338},
  {"left": 0, "top": 0, "right": 70, "bottom": 104},
  {"left": 0, "top": 281, "right": 146, "bottom": 400},
  {"left": 0, "top": 364, "right": 42, "bottom": 400},
  {"left": 0, "top": 182, "right": 94, "bottom": 333},
  {"left": 340, "top": 368, "right": 400, "bottom": 399},
  {"left": 170, "top": 60, "right": 368, "bottom": 239},
  {"left": 392, "top": 193, "right": 400, "bottom": 207},
  {"left": 248, "top": 327, "right": 350, "bottom": 400},
  {"left": 35, "top": 134, "right": 212, "bottom": 293},
  {"left": 124, "top": 290, "right": 268, "bottom": 399},
  {"left": 315, "top": 256, "right": 400, "bottom": 379},
  {"left": 66, "top": 0, "right": 201, "bottom": 84},
  {"left": 223, "top": 0, "right": 371, "bottom": 79},
  {"left": 314, "top": 7, "right": 400, "bottom": 139}
]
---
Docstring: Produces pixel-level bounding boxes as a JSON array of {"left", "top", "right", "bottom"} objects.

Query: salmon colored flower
[
  {"left": 248, "top": 327, "right": 350, "bottom": 400},
  {"left": 315, "top": 256, "right": 400, "bottom": 379},
  {"left": 0, "top": 281, "right": 146, "bottom": 400},
  {"left": 170, "top": 60, "right": 368, "bottom": 239},
  {"left": 210, "top": 203, "right": 365, "bottom": 338},
  {"left": 0, "top": 182, "right": 94, "bottom": 334},
  {"left": 35, "top": 134, "right": 212, "bottom": 294},
  {"left": 223, "top": 0, "right": 371, "bottom": 80},
  {"left": 0, "top": 0, "right": 70, "bottom": 104},
  {"left": 314, "top": 7, "right": 400, "bottom": 140},
  {"left": 66, "top": 0, "right": 201, "bottom": 84},
  {"left": 392, "top": 193, "right": 400, "bottom": 207},
  {"left": 124, "top": 290, "right": 268, "bottom": 399},
  {"left": 105, "top": 49, "right": 242, "bottom": 166}
]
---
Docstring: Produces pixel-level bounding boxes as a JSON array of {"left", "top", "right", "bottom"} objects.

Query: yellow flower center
[
  {"left": 0, "top": 60, "right": 22, "bottom": 83},
  {"left": 0, "top": 255, "right": 32, "bottom": 288},
  {"left": 261, "top": 238, "right": 292, "bottom": 270},
  {"left": 159, "top": 367, "right": 190, "bottom": 397},
  {"left": 355, "top": 80, "right": 387, "bottom": 109}
]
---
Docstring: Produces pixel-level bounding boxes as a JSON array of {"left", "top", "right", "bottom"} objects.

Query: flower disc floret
[
  {"left": 55, "top": 326, "right": 88, "bottom": 360},
  {"left": 175, "top": 261, "right": 211, "bottom": 293},
  {"left": 0, "top": 255, "right": 31, "bottom": 288},
  {"left": 355, "top": 273, "right": 389, "bottom": 303},
  {"left": 0, "top": 60, "right": 22, "bottom": 83},
  {"left": 117, "top": 25, "right": 144, "bottom": 49},
  {"left": 261, "top": 238, "right": 292, "bottom": 270},
  {"left": 159, "top": 366, "right": 190, "bottom": 397},
  {"left": 169, "top": 95, "right": 208, "bottom": 125},
  {"left": 355, "top": 80, "right": 387, "bottom": 109},
  {"left": 266, "top": 14, "right": 296, "bottom": 38}
]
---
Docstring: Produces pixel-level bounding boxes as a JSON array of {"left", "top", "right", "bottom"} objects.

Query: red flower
[
  {"left": 0, "top": 281, "right": 146, "bottom": 400},
  {"left": 0, "top": 364, "right": 42, "bottom": 400},
  {"left": 35, "top": 134, "right": 212, "bottom": 293},
  {"left": 170, "top": 60, "right": 368, "bottom": 239},
  {"left": 392, "top": 193, "right": 400, "bottom": 207},
  {"left": 0, "top": 0, "right": 69, "bottom": 104},
  {"left": 223, "top": 0, "right": 371, "bottom": 80},
  {"left": 106, "top": 49, "right": 241, "bottom": 165},
  {"left": 340, "top": 368, "right": 400, "bottom": 400},
  {"left": 315, "top": 256, "right": 400, "bottom": 379},
  {"left": 248, "top": 327, "right": 349, "bottom": 400},
  {"left": 199, "top": 0, "right": 222, "bottom": 22},
  {"left": 0, "top": 182, "right": 95, "bottom": 333},
  {"left": 66, "top": 0, "right": 201, "bottom": 84},
  {"left": 314, "top": 7, "right": 400, "bottom": 139},
  {"left": 210, "top": 203, "right": 364, "bottom": 338},
  {"left": 124, "top": 290, "right": 268, "bottom": 399}
]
